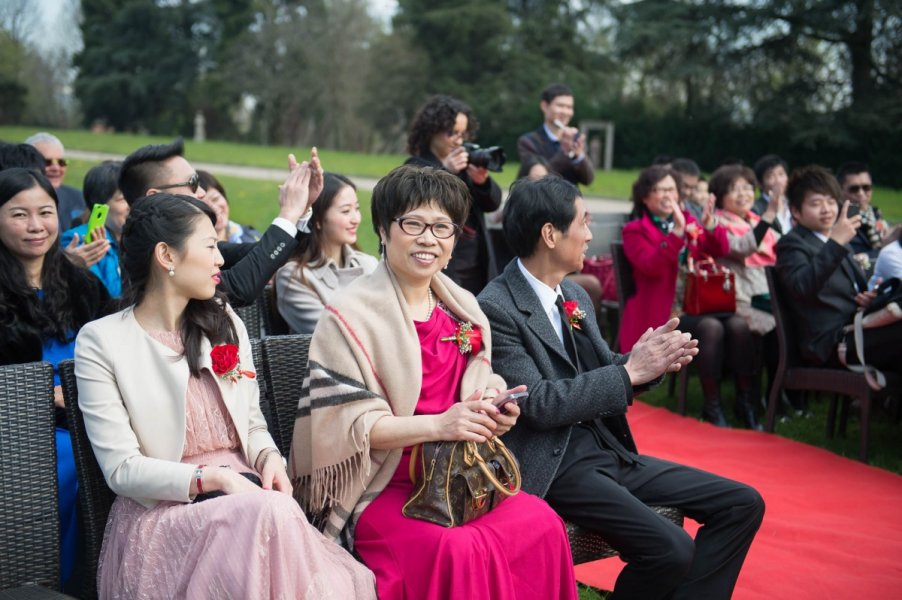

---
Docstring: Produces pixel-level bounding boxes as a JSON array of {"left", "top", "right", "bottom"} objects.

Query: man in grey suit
[{"left": 478, "top": 176, "right": 764, "bottom": 600}]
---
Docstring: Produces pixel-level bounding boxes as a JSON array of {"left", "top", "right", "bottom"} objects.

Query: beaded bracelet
[
  {"left": 195, "top": 464, "right": 206, "bottom": 495},
  {"left": 256, "top": 448, "right": 281, "bottom": 472}
]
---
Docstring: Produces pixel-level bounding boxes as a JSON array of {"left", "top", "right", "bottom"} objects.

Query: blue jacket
[{"left": 60, "top": 225, "right": 122, "bottom": 297}]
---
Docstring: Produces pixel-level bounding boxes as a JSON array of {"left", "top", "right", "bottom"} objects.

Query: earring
[
  {"left": 168, "top": 265, "right": 175, "bottom": 277},
  {"left": 444, "top": 255, "right": 452, "bottom": 270}
]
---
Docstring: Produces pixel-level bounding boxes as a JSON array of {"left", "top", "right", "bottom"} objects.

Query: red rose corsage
[
  {"left": 210, "top": 343, "right": 256, "bottom": 383},
  {"left": 441, "top": 321, "right": 483, "bottom": 355},
  {"left": 685, "top": 221, "right": 701, "bottom": 241},
  {"left": 562, "top": 300, "right": 586, "bottom": 331}
]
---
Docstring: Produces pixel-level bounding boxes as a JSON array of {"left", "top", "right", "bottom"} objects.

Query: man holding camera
[
  {"left": 518, "top": 83, "right": 595, "bottom": 186},
  {"left": 405, "top": 94, "right": 502, "bottom": 295}
]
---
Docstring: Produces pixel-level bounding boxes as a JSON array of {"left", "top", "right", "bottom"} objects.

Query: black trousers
[{"left": 545, "top": 426, "right": 765, "bottom": 600}]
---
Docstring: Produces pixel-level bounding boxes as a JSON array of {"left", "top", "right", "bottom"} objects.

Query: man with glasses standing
[
  {"left": 119, "top": 138, "right": 322, "bottom": 307},
  {"left": 25, "top": 132, "right": 87, "bottom": 231},
  {"left": 837, "top": 161, "right": 888, "bottom": 261}
]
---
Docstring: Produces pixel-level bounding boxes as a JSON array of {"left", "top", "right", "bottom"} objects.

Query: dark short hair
[
  {"left": 0, "top": 142, "right": 46, "bottom": 173},
  {"left": 197, "top": 170, "right": 227, "bottom": 201},
  {"left": 406, "top": 95, "right": 478, "bottom": 157},
  {"left": 753, "top": 154, "right": 788, "bottom": 186},
  {"left": 119, "top": 138, "right": 185, "bottom": 205},
  {"left": 83, "top": 161, "right": 122, "bottom": 210},
  {"left": 371, "top": 165, "right": 470, "bottom": 240},
  {"left": 540, "top": 83, "right": 573, "bottom": 104},
  {"left": 835, "top": 161, "right": 870, "bottom": 186},
  {"left": 708, "top": 164, "right": 757, "bottom": 208},
  {"left": 785, "top": 165, "right": 842, "bottom": 212},
  {"left": 630, "top": 165, "right": 681, "bottom": 219},
  {"left": 671, "top": 158, "right": 700, "bottom": 178},
  {"left": 503, "top": 176, "right": 580, "bottom": 259},
  {"left": 516, "top": 154, "right": 556, "bottom": 180}
]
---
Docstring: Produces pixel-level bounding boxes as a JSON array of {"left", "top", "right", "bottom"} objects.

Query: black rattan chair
[
  {"left": 234, "top": 295, "right": 266, "bottom": 339},
  {"left": 764, "top": 266, "right": 901, "bottom": 462},
  {"left": 59, "top": 360, "right": 115, "bottom": 600},
  {"left": 259, "top": 334, "right": 312, "bottom": 457},
  {"left": 0, "top": 362, "right": 75, "bottom": 598},
  {"left": 566, "top": 506, "right": 685, "bottom": 564},
  {"left": 262, "top": 284, "right": 290, "bottom": 336}
]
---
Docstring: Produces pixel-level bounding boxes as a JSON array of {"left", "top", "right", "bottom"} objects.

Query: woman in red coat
[{"left": 620, "top": 165, "right": 761, "bottom": 428}]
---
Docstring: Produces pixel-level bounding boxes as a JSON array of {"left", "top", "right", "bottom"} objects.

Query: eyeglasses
[
  {"left": 846, "top": 184, "right": 872, "bottom": 194},
  {"left": 44, "top": 158, "right": 68, "bottom": 168},
  {"left": 393, "top": 217, "right": 460, "bottom": 239},
  {"left": 446, "top": 130, "right": 467, "bottom": 141},
  {"left": 651, "top": 185, "right": 678, "bottom": 195},
  {"left": 730, "top": 184, "right": 755, "bottom": 194},
  {"left": 155, "top": 173, "right": 200, "bottom": 194}
]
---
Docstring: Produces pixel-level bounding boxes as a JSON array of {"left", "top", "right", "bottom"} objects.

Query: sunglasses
[
  {"left": 45, "top": 158, "right": 68, "bottom": 167},
  {"left": 846, "top": 184, "right": 872, "bottom": 194},
  {"left": 156, "top": 173, "right": 200, "bottom": 194}
]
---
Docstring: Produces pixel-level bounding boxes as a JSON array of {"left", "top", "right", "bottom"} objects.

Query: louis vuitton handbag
[{"left": 402, "top": 437, "right": 521, "bottom": 527}]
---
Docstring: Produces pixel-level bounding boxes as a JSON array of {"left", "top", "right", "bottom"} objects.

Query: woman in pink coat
[{"left": 620, "top": 165, "right": 760, "bottom": 429}]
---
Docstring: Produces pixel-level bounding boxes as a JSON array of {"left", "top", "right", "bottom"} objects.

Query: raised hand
[
  {"left": 278, "top": 156, "right": 312, "bottom": 224},
  {"left": 671, "top": 198, "right": 687, "bottom": 237},
  {"left": 64, "top": 231, "right": 110, "bottom": 268},
  {"left": 624, "top": 317, "right": 695, "bottom": 386},
  {"left": 441, "top": 146, "right": 469, "bottom": 174},
  {"left": 830, "top": 200, "right": 861, "bottom": 246}
]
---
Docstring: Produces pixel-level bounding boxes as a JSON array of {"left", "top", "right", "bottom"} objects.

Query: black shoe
[
  {"left": 702, "top": 403, "right": 730, "bottom": 427},
  {"left": 735, "top": 397, "right": 763, "bottom": 431}
]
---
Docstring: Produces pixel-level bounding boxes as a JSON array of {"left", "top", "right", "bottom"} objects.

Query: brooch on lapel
[
  {"left": 441, "top": 321, "right": 483, "bottom": 355},
  {"left": 211, "top": 344, "right": 256, "bottom": 383},
  {"left": 562, "top": 300, "right": 586, "bottom": 331}
]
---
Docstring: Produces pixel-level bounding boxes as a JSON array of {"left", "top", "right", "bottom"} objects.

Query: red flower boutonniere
[
  {"left": 441, "top": 321, "right": 483, "bottom": 355},
  {"left": 562, "top": 300, "right": 586, "bottom": 331},
  {"left": 210, "top": 344, "right": 256, "bottom": 383},
  {"left": 685, "top": 222, "right": 701, "bottom": 242}
]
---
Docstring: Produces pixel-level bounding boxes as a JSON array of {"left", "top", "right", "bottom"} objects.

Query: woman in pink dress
[
  {"left": 289, "top": 165, "right": 578, "bottom": 599},
  {"left": 75, "top": 191, "right": 375, "bottom": 599}
]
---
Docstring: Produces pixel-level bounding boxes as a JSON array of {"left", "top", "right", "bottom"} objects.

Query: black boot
[
  {"left": 734, "top": 383, "right": 763, "bottom": 431},
  {"left": 702, "top": 398, "right": 730, "bottom": 427}
]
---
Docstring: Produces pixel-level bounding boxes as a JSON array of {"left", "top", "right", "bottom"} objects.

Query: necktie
[{"left": 555, "top": 295, "right": 581, "bottom": 372}]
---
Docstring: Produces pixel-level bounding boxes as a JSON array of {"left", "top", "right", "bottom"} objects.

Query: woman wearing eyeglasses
[
  {"left": 404, "top": 95, "right": 502, "bottom": 296},
  {"left": 275, "top": 173, "right": 378, "bottom": 334},
  {"left": 620, "top": 166, "right": 761, "bottom": 429},
  {"left": 289, "top": 165, "right": 578, "bottom": 600}
]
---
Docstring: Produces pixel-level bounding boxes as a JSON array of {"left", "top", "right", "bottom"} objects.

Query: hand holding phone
[
  {"left": 846, "top": 202, "right": 861, "bottom": 219},
  {"left": 493, "top": 390, "right": 528, "bottom": 415},
  {"left": 85, "top": 204, "right": 109, "bottom": 244}
]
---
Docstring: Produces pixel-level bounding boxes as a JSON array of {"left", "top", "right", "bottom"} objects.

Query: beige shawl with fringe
[{"left": 288, "top": 261, "right": 507, "bottom": 548}]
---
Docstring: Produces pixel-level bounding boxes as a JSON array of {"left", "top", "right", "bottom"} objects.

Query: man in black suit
[
  {"left": 478, "top": 176, "right": 764, "bottom": 600},
  {"left": 119, "top": 139, "right": 321, "bottom": 307},
  {"left": 775, "top": 165, "right": 901, "bottom": 374},
  {"left": 517, "top": 83, "right": 594, "bottom": 186}
]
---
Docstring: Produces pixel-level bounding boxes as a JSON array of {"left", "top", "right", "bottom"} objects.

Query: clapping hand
[
  {"left": 671, "top": 198, "right": 687, "bottom": 237},
  {"left": 624, "top": 318, "right": 698, "bottom": 386}
]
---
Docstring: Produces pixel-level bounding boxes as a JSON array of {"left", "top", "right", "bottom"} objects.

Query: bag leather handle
[{"left": 408, "top": 438, "right": 522, "bottom": 496}]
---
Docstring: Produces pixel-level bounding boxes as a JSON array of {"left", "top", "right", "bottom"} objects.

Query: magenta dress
[
  {"left": 96, "top": 331, "right": 375, "bottom": 600},
  {"left": 354, "top": 307, "right": 578, "bottom": 600}
]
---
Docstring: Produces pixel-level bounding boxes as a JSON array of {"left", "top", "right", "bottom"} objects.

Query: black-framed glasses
[
  {"left": 846, "top": 184, "right": 872, "bottom": 194},
  {"left": 393, "top": 217, "right": 460, "bottom": 239},
  {"left": 45, "top": 158, "right": 68, "bottom": 167},
  {"left": 156, "top": 173, "right": 200, "bottom": 193}
]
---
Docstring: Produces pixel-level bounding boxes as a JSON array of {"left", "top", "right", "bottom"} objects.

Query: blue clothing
[
  {"left": 60, "top": 224, "right": 122, "bottom": 297},
  {"left": 35, "top": 289, "right": 79, "bottom": 584}
]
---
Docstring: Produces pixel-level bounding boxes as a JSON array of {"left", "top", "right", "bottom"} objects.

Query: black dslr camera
[{"left": 463, "top": 142, "right": 507, "bottom": 172}]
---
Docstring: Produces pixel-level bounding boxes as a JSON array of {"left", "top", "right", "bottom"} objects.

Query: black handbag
[{"left": 402, "top": 437, "right": 521, "bottom": 527}]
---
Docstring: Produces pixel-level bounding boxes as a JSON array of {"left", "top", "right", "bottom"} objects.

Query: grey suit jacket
[{"left": 478, "top": 260, "right": 637, "bottom": 497}]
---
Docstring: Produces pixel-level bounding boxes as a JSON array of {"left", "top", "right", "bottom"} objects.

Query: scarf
[
  {"left": 288, "top": 261, "right": 506, "bottom": 548},
  {"left": 860, "top": 206, "right": 884, "bottom": 249},
  {"left": 717, "top": 209, "right": 779, "bottom": 268}
]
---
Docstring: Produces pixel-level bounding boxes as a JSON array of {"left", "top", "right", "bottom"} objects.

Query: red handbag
[
  {"left": 581, "top": 255, "right": 617, "bottom": 302},
  {"left": 682, "top": 257, "right": 736, "bottom": 315}
]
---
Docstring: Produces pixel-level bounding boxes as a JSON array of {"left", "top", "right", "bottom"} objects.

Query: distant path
[{"left": 68, "top": 149, "right": 632, "bottom": 215}]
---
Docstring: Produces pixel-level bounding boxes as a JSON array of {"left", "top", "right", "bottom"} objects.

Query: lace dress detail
[{"left": 96, "top": 330, "right": 375, "bottom": 600}]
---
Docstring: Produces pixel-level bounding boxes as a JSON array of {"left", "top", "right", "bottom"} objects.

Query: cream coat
[{"left": 74, "top": 306, "right": 277, "bottom": 508}]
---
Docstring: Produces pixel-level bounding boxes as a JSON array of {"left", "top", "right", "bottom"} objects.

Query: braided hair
[{"left": 120, "top": 194, "right": 236, "bottom": 375}]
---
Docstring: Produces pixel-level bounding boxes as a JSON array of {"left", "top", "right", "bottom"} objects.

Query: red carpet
[{"left": 573, "top": 401, "right": 902, "bottom": 599}]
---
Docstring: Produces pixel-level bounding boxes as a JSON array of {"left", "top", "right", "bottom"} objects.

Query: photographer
[{"left": 405, "top": 95, "right": 502, "bottom": 295}]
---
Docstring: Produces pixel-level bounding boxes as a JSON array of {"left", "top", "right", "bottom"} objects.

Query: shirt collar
[
  {"left": 517, "top": 258, "right": 563, "bottom": 314},
  {"left": 542, "top": 123, "right": 560, "bottom": 143},
  {"left": 812, "top": 230, "right": 829, "bottom": 243}
]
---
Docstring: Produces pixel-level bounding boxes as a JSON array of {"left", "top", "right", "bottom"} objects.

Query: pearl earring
[{"left": 168, "top": 265, "right": 175, "bottom": 277}]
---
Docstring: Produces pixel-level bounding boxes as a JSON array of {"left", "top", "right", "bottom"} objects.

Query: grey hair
[{"left": 24, "top": 132, "right": 64, "bottom": 152}]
